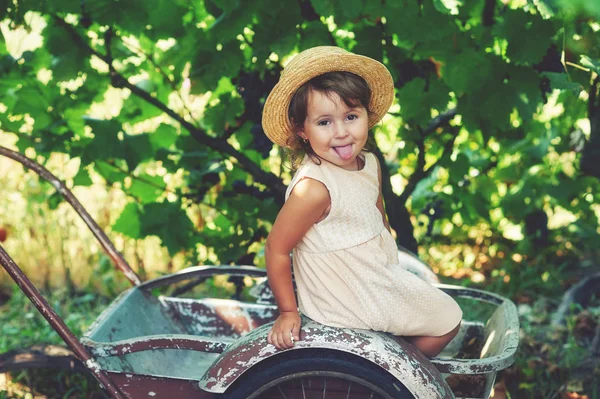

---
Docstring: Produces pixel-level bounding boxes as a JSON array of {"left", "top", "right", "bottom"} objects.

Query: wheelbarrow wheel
[{"left": 223, "top": 349, "right": 415, "bottom": 399}]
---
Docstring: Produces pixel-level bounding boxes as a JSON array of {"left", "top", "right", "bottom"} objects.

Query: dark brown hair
[{"left": 285, "top": 71, "right": 375, "bottom": 169}]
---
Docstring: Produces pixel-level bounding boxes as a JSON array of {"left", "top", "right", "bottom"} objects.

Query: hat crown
[{"left": 281, "top": 46, "right": 350, "bottom": 79}]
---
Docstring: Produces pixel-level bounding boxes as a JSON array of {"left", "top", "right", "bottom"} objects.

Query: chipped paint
[
  {"left": 85, "top": 359, "right": 102, "bottom": 373},
  {"left": 84, "top": 335, "right": 229, "bottom": 358},
  {"left": 199, "top": 317, "right": 454, "bottom": 398}
]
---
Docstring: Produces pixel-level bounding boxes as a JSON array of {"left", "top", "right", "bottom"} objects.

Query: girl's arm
[
  {"left": 265, "top": 178, "right": 330, "bottom": 349},
  {"left": 374, "top": 156, "right": 391, "bottom": 232}
]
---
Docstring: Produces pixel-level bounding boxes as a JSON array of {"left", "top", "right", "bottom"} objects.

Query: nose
[{"left": 333, "top": 121, "right": 349, "bottom": 138}]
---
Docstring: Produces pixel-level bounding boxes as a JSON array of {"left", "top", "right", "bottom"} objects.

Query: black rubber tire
[{"left": 223, "top": 349, "right": 415, "bottom": 399}]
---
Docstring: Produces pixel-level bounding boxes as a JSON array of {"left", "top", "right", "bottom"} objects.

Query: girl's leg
[{"left": 404, "top": 321, "right": 461, "bottom": 357}]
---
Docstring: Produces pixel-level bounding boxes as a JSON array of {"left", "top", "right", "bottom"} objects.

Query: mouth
[{"left": 333, "top": 144, "right": 353, "bottom": 160}]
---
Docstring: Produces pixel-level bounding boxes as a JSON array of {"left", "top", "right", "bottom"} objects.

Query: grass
[{"left": 0, "top": 287, "right": 111, "bottom": 398}]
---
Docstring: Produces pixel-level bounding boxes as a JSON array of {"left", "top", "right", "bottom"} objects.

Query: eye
[
  {"left": 346, "top": 114, "right": 358, "bottom": 121},
  {"left": 317, "top": 119, "right": 330, "bottom": 126}
]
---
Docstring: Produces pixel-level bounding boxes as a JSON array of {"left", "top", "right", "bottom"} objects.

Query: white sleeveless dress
[{"left": 286, "top": 152, "right": 462, "bottom": 337}]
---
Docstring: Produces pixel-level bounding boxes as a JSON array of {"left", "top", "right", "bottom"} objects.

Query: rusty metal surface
[
  {"left": 199, "top": 316, "right": 454, "bottom": 399},
  {"left": 84, "top": 335, "right": 228, "bottom": 357},
  {"left": 92, "top": 349, "right": 221, "bottom": 381},
  {"left": 107, "top": 372, "right": 215, "bottom": 398},
  {"left": 0, "top": 245, "right": 127, "bottom": 399}
]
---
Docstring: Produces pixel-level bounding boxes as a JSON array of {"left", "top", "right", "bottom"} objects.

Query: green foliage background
[
  {"left": 1, "top": 0, "right": 599, "bottom": 259},
  {"left": 1, "top": 0, "right": 600, "bottom": 397}
]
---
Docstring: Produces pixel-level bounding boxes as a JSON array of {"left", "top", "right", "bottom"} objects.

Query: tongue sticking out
[{"left": 334, "top": 144, "right": 353, "bottom": 160}]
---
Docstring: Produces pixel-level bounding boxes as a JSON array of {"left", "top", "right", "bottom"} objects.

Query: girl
[{"left": 261, "top": 46, "right": 462, "bottom": 357}]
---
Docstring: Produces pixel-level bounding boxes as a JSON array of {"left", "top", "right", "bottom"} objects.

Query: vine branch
[
  {"left": 119, "top": 36, "right": 198, "bottom": 124},
  {"left": 54, "top": 16, "right": 287, "bottom": 199}
]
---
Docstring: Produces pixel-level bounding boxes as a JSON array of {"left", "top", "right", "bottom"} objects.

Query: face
[{"left": 298, "top": 90, "right": 369, "bottom": 171}]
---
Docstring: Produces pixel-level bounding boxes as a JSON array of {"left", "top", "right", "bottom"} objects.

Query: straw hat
[{"left": 262, "top": 46, "right": 395, "bottom": 148}]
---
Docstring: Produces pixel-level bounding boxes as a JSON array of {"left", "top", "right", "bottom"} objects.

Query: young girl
[{"left": 261, "top": 46, "right": 462, "bottom": 357}]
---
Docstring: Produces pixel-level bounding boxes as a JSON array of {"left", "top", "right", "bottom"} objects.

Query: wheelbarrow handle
[
  {"left": 0, "top": 245, "right": 127, "bottom": 399},
  {"left": 0, "top": 145, "right": 140, "bottom": 286}
]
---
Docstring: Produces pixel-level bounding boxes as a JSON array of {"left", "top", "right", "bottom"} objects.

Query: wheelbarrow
[{"left": 0, "top": 146, "right": 519, "bottom": 398}]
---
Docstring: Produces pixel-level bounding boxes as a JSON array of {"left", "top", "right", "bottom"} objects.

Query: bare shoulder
[
  {"left": 288, "top": 177, "right": 330, "bottom": 206},
  {"left": 267, "top": 178, "right": 330, "bottom": 252}
]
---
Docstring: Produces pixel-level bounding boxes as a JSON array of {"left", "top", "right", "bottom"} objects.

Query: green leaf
[
  {"left": 253, "top": 4, "right": 302, "bottom": 61},
  {"left": 129, "top": 174, "right": 165, "bottom": 204},
  {"left": 299, "top": 21, "right": 334, "bottom": 51},
  {"left": 123, "top": 134, "right": 153, "bottom": 171},
  {"left": 94, "top": 161, "right": 128, "bottom": 184},
  {"left": 385, "top": 1, "right": 456, "bottom": 45},
  {"left": 495, "top": 10, "right": 557, "bottom": 65},
  {"left": 352, "top": 25, "right": 383, "bottom": 62},
  {"left": 113, "top": 202, "right": 142, "bottom": 238},
  {"left": 442, "top": 50, "right": 493, "bottom": 95},
  {"left": 557, "top": 0, "right": 600, "bottom": 20},
  {"left": 580, "top": 55, "right": 600, "bottom": 75},
  {"left": 0, "top": 114, "right": 25, "bottom": 133},
  {"left": 509, "top": 66, "right": 543, "bottom": 122},
  {"left": 433, "top": 0, "right": 462, "bottom": 14},
  {"left": 411, "top": 167, "right": 440, "bottom": 210},
  {"left": 210, "top": 76, "right": 236, "bottom": 99},
  {"left": 43, "top": 24, "right": 87, "bottom": 81},
  {"left": 63, "top": 108, "right": 87, "bottom": 138},
  {"left": 212, "top": 0, "right": 240, "bottom": 13},
  {"left": 309, "top": 0, "right": 335, "bottom": 18},
  {"left": 86, "top": 0, "right": 147, "bottom": 34},
  {"left": 542, "top": 72, "right": 583, "bottom": 93},
  {"left": 203, "top": 94, "right": 244, "bottom": 133},
  {"left": 73, "top": 166, "right": 93, "bottom": 187},
  {"left": 12, "top": 85, "right": 49, "bottom": 115},
  {"left": 533, "top": 0, "right": 559, "bottom": 19},
  {"left": 190, "top": 41, "right": 244, "bottom": 93},
  {"left": 150, "top": 124, "right": 179, "bottom": 152},
  {"left": 334, "top": 0, "right": 364, "bottom": 24},
  {"left": 147, "top": 0, "right": 188, "bottom": 38},
  {"left": 209, "top": 5, "right": 255, "bottom": 43},
  {"left": 141, "top": 201, "right": 196, "bottom": 256},
  {"left": 119, "top": 88, "right": 166, "bottom": 124},
  {"left": 82, "top": 119, "right": 124, "bottom": 164},
  {"left": 396, "top": 78, "right": 451, "bottom": 123},
  {"left": 47, "top": 191, "right": 62, "bottom": 210}
]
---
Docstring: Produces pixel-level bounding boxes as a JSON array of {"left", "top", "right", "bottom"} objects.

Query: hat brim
[{"left": 262, "top": 47, "right": 395, "bottom": 148}]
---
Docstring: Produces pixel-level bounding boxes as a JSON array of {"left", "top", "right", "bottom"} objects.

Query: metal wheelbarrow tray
[
  {"left": 78, "top": 266, "right": 518, "bottom": 399},
  {"left": 0, "top": 146, "right": 519, "bottom": 399}
]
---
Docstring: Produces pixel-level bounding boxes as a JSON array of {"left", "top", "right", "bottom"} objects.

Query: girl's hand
[{"left": 267, "top": 311, "right": 301, "bottom": 349}]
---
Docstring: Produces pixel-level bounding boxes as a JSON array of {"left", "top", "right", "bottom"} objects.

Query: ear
[
  {"left": 295, "top": 129, "right": 307, "bottom": 142},
  {"left": 290, "top": 118, "right": 305, "bottom": 139}
]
